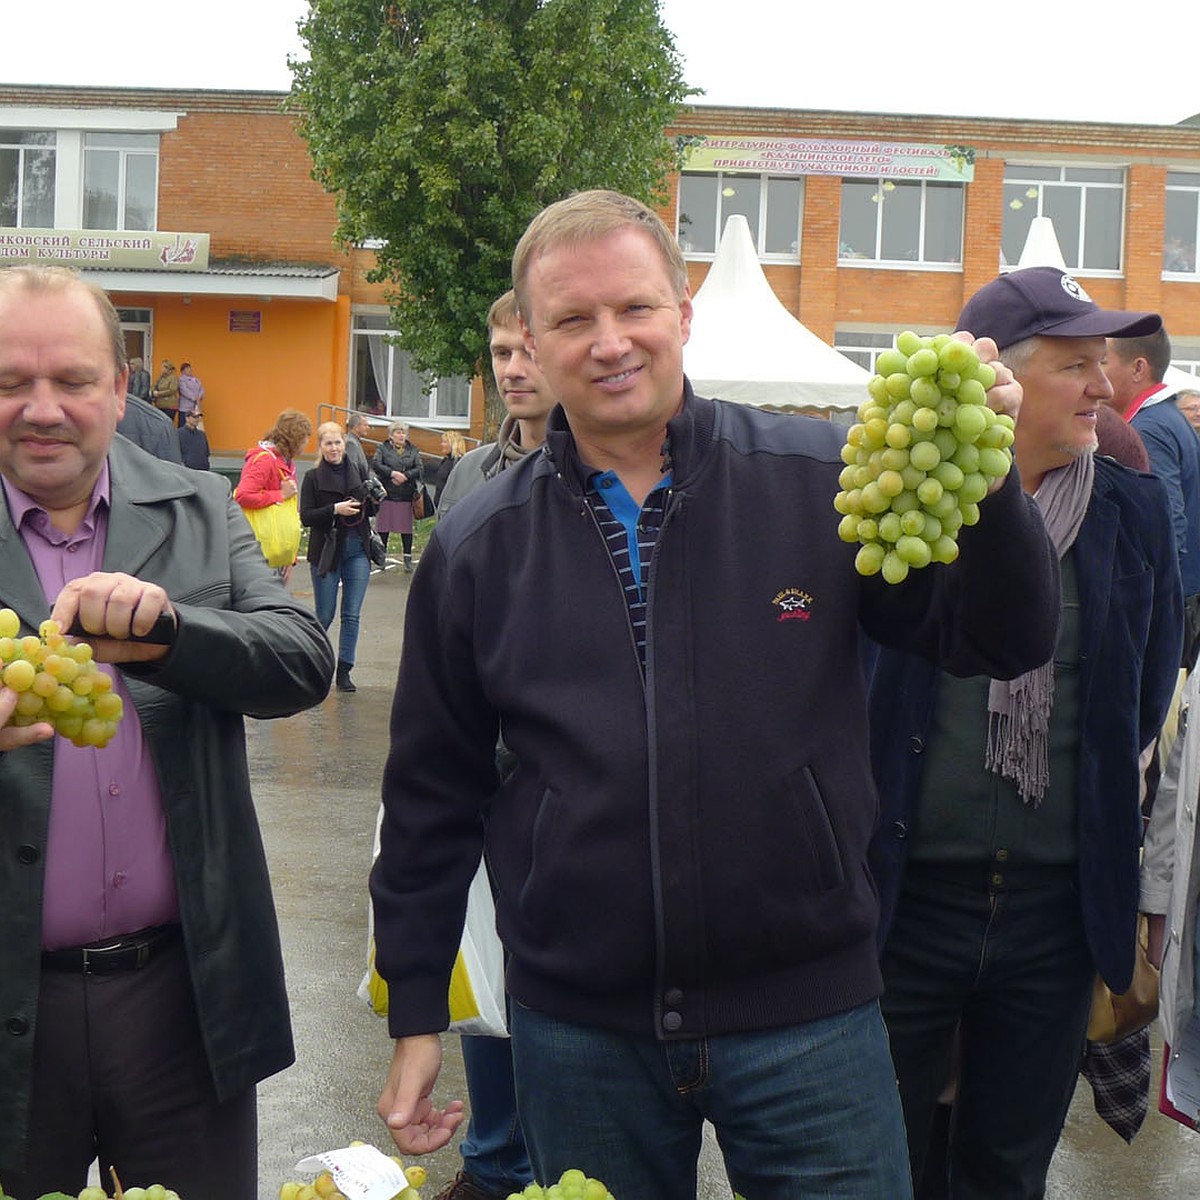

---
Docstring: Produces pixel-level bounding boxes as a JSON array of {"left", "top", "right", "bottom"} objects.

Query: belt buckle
[{"left": 80, "top": 939, "right": 124, "bottom": 975}]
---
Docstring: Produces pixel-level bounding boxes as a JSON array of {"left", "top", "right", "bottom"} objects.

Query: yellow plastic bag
[
  {"left": 241, "top": 496, "right": 301, "bottom": 568},
  {"left": 360, "top": 807, "right": 508, "bottom": 1037}
]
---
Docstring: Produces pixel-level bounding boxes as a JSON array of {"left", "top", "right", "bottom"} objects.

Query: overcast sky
[{"left": 2, "top": 0, "right": 1198, "bottom": 127}]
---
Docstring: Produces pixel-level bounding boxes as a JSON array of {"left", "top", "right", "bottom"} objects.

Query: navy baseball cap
[{"left": 956, "top": 267, "right": 1161, "bottom": 351}]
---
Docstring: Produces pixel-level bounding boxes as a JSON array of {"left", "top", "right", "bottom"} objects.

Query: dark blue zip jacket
[
  {"left": 372, "top": 386, "right": 1060, "bottom": 1040},
  {"left": 868, "top": 455, "right": 1182, "bottom": 992}
]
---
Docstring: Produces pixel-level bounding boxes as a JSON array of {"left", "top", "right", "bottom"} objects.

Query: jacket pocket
[{"left": 780, "top": 764, "right": 846, "bottom": 894}]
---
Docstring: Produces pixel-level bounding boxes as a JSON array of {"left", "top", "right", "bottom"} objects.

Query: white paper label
[{"left": 295, "top": 1144, "right": 410, "bottom": 1200}]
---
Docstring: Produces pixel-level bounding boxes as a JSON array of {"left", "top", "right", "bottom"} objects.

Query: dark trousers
[
  {"left": 880, "top": 865, "right": 1095, "bottom": 1200},
  {"left": 4, "top": 941, "right": 257, "bottom": 1200}
]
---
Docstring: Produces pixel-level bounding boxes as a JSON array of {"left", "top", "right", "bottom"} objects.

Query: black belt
[{"left": 41, "top": 924, "right": 182, "bottom": 975}]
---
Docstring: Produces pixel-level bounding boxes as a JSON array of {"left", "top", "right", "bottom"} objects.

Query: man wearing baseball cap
[{"left": 869, "top": 267, "right": 1183, "bottom": 1197}]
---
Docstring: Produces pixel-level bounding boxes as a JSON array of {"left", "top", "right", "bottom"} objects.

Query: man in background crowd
[
  {"left": 178, "top": 407, "right": 211, "bottom": 471},
  {"left": 437, "top": 290, "right": 554, "bottom": 520},
  {"left": 117, "top": 392, "right": 182, "bottom": 465},
  {"left": 871, "top": 267, "right": 1181, "bottom": 1199},
  {"left": 344, "top": 410, "right": 372, "bottom": 476},
  {"left": 424, "top": 288, "right": 556, "bottom": 1200},
  {"left": 1176, "top": 387, "right": 1200, "bottom": 435}
]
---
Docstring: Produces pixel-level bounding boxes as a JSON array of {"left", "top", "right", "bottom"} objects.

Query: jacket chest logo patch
[{"left": 773, "top": 588, "right": 813, "bottom": 622}]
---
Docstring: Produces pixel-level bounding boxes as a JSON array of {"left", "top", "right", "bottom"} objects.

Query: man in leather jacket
[{"left": 0, "top": 265, "right": 335, "bottom": 1196}]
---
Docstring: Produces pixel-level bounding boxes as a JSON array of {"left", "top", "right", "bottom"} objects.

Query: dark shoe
[
  {"left": 403, "top": 553, "right": 414, "bottom": 574},
  {"left": 335, "top": 662, "right": 356, "bottom": 693},
  {"left": 431, "top": 1172, "right": 513, "bottom": 1200}
]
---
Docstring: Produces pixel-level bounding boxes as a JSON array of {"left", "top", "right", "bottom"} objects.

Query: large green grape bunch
[
  {"left": 507, "top": 1169, "right": 615, "bottom": 1200},
  {"left": 833, "top": 331, "right": 1015, "bottom": 584},
  {"left": 0, "top": 608, "right": 125, "bottom": 748}
]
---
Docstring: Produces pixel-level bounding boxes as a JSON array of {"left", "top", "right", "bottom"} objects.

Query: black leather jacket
[
  {"left": 372, "top": 439, "right": 424, "bottom": 501},
  {"left": 0, "top": 439, "right": 334, "bottom": 1170}
]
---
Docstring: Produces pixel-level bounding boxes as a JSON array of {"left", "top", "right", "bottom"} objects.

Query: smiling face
[
  {"left": 0, "top": 282, "right": 127, "bottom": 517},
  {"left": 520, "top": 226, "right": 692, "bottom": 456},
  {"left": 1013, "top": 335, "right": 1110, "bottom": 490}
]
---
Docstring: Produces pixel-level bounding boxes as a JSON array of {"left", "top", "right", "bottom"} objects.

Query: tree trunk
[{"left": 482, "top": 365, "right": 504, "bottom": 444}]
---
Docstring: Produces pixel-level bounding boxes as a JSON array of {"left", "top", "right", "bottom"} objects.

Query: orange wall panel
[{"left": 113, "top": 292, "right": 347, "bottom": 459}]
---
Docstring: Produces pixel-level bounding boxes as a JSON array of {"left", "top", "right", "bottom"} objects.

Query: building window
[
  {"left": 83, "top": 132, "right": 158, "bottom": 230},
  {"left": 350, "top": 312, "right": 470, "bottom": 425},
  {"left": 833, "top": 330, "right": 901, "bottom": 373},
  {"left": 677, "top": 172, "right": 802, "bottom": 258},
  {"left": 838, "top": 179, "right": 964, "bottom": 266},
  {"left": 0, "top": 130, "right": 55, "bottom": 227},
  {"left": 1002, "top": 165, "right": 1124, "bottom": 272},
  {"left": 1165, "top": 173, "right": 1200, "bottom": 276}
]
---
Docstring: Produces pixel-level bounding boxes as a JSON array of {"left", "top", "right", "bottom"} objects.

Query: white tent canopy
[
  {"left": 683, "top": 215, "right": 871, "bottom": 412},
  {"left": 1016, "top": 216, "right": 1069, "bottom": 271}
]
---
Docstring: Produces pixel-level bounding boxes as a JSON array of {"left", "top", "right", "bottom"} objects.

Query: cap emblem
[{"left": 1060, "top": 274, "right": 1092, "bottom": 304}]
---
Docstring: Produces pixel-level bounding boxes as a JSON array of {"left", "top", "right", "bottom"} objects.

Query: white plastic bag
[{"left": 359, "top": 804, "right": 508, "bottom": 1037}]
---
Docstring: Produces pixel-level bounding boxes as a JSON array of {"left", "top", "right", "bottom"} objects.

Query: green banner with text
[{"left": 681, "top": 136, "right": 975, "bottom": 181}]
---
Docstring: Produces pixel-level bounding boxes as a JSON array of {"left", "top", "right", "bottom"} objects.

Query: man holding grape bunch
[
  {"left": 0, "top": 265, "right": 335, "bottom": 1196},
  {"left": 372, "top": 191, "right": 1061, "bottom": 1200},
  {"left": 869, "top": 267, "right": 1183, "bottom": 1198}
]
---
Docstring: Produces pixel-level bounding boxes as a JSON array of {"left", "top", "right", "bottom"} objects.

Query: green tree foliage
[{"left": 290, "top": 0, "right": 692, "bottom": 433}]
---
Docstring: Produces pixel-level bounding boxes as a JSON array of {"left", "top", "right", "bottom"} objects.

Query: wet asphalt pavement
[{"left": 248, "top": 555, "right": 1200, "bottom": 1198}]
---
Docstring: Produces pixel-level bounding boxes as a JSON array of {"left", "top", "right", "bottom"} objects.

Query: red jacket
[{"left": 234, "top": 442, "right": 294, "bottom": 510}]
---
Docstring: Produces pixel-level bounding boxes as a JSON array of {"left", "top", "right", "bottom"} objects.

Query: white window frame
[
  {"left": 0, "top": 110, "right": 178, "bottom": 231},
  {"left": 82, "top": 132, "right": 159, "bottom": 231},
  {"left": 1165, "top": 172, "right": 1200, "bottom": 279},
  {"left": 832, "top": 330, "right": 899, "bottom": 374},
  {"left": 349, "top": 309, "right": 470, "bottom": 428},
  {"left": 676, "top": 171, "right": 802, "bottom": 261},
  {"left": 0, "top": 129, "right": 56, "bottom": 228},
  {"left": 837, "top": 177, "right": 964, "bottom": 270},
  {"left": 1001, "top": 163, "right": 1125, "bottom": 275}
]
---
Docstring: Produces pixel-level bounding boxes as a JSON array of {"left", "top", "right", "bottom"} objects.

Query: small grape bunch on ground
[
  {"left": 0, "top": 607, "right": 124, "bottom": 748},
  {"left": 833, "top": 331, "right": 1015, "bottom": 584},
  {"left": 278, "top": 1163, "right": 426, "bottom": 1200},
  {"left": 507, "top": 1168, "right": 616, "bottom": 1200}
]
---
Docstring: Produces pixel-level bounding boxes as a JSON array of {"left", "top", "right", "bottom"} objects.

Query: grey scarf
[
  {"left": 485, "top": 415, "right": 534, "bottom": 479},
  {"left": 985, "top": 451, "right": 1094, "bottom": 803}
]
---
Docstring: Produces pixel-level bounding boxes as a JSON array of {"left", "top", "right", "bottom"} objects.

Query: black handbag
[{"left": 368, "top": 528, "right": 388, "bottom": 568}]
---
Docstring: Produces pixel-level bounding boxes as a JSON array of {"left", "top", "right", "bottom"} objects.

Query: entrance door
[{"left": 117, "top": 308, "right": 153, "bottom": 373}]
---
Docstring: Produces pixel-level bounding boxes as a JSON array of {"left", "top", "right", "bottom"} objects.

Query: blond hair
[
  {"left": 316, "top": 420, "right": 345, "bottom": 443},
  {"left": 0, "top": 264, "right": 126, "bottom": 376},
  {"left": 512, "top": 190, "right": 687, "bottom": 325},
  {"left": 443, "top": 430, "right": 467, "bottom": 457}
]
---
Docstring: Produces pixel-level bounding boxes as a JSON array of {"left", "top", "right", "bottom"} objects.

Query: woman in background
[
  {"left": 431, "top": 430, "right": 467, "bottom": 509},
  {"left": 233, "top": 408, "right": 312, "bottom": 582},
  {"left": 372, "top": 421, "right": 424, "bottom": 573},
  {"left": 300, "top": 421, "right": 377, "bottom": 693}
]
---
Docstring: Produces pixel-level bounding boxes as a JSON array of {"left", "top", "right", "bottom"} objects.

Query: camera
[{"left": 361, "top": 474, "right": 388, "bottom": 506}]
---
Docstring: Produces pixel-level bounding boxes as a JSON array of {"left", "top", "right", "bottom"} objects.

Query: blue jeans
[
  {"left": 510, "top": 999, "right": 912, "bottom": 1200},
  {"left": 880, "top": 865, "right": 1095, "bottom": 1200},
  {"left": 459, "top": 1034, "right": 532, "bottom": 1193},
  {"left": 310, "top": 533, "right": 370, "bottom": 665}
]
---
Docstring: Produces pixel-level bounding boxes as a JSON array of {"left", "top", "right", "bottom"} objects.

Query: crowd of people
[{"left": 4, "top": 189, "right": 1200, "bottom": 1200}]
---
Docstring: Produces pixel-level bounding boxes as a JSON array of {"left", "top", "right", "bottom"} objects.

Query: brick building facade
[{"left": 2, "top": 84, "right": 1199, "bottom": 463}]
